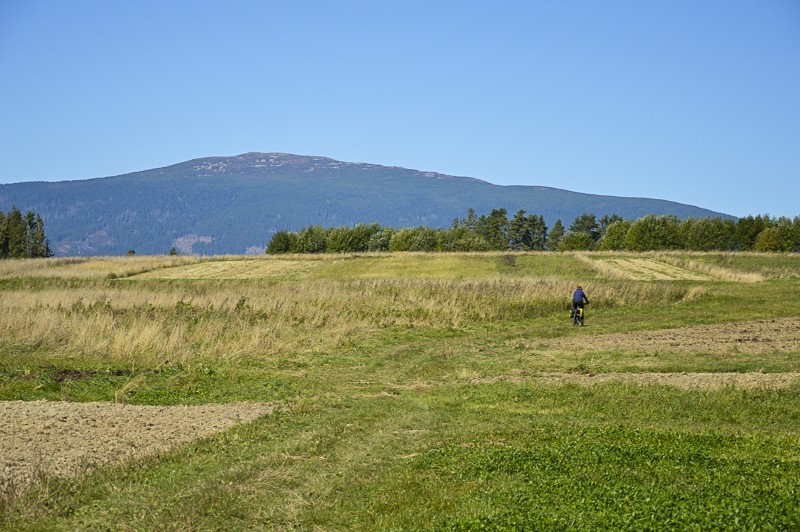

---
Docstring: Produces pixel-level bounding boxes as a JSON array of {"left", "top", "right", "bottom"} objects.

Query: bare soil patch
[
  {"left": 1, "top": 400, "right": 274, "bottom": 494},
  {"left": 545, "top": 317, "right": 800, "bottom": 355},
  {"left": 477, "top": 372, "right": 800, "bottom": 389}
]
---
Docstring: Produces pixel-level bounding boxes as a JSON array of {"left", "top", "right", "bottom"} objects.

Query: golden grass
[
  {"left": 653, "top": 253, "right": 765, "bottom": 283},
  {"left": 577, "top": 251, "right": 766, "bottom": 282},
  {"left": 308, "top": 252, "right": 505, "bottom": 280},
  {"left": 132, "top": 258, "right": 320, "bottom": 280},
  {"left": 604, "top": 258, "right": 711, "bottom": 281},
  {"left": 0, "top": 267, "right": 690, "bottom": 365},
  {"left": 0, "top": 256, "right": 199, "bottom": 280},
  {"left": 133, "top": 253, "right": 524, "bottom": 281}
]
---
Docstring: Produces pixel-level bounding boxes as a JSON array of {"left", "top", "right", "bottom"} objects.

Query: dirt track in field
[
  {"left": 472, "top": 371, "right": 800, "bottom": 389},
  {"left": 487, "top": 317, "right": 800, "bottom": 390},
  {"left": 544, "top": 317, "right": 800, "bottom": 355},
  {"left": 1, "top": 401, "right": 274, "bottom": 494}
]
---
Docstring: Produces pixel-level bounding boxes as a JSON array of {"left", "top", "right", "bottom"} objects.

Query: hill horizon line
[{"left": 0, "top": 152, "right": 734, "bottom": 256}]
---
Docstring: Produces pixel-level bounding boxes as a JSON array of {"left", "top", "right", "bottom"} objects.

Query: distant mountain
[{"left": 0, "top": 153, "right": 732, "bottom": 256}]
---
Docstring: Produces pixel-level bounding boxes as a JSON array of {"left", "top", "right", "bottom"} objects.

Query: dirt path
[
  {"left": 470, "top": 372, "right": 800, "bottom": 389},
  {"left": 543, "top": 317, "right": 800, "bottom": 355},
  {"left": 1, "top": 401, "right": 274, "bottom": 494}
]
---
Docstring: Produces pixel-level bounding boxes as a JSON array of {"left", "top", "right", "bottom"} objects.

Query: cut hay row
[
  {"left": 0, "top": 256, "right": 198, "bottom": 279},
  {"left": 131, "top": 258, "right": 319, "bottom": 280},
  {"left": 591, "top": 257, "right": 713, "bottom": 281}
]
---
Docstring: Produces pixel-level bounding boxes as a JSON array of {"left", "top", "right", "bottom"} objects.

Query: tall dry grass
[{"left": 0, "top": 275, "right": 690, "bottom": 365}]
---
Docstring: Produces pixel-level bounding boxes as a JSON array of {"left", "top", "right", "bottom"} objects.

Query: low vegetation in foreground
[{"left": 1, "top": 251, "right": 799, "bottom": 530}]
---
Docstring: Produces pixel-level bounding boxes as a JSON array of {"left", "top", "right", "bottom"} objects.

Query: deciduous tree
[
  {"left": 598, "top": 219, "right": 631, "bottom": 250},
  {"left": 266, "top": 230, "right": 296, "bottom": 254}
]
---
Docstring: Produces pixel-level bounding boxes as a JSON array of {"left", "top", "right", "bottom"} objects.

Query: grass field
[{"left": 1, "top": 251, "right": 799, "bottom": 530}]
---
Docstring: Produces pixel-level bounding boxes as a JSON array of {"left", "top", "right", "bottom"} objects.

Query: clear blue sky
[{"left": 1, "top": 1, "right": 798, "bottom": 218}]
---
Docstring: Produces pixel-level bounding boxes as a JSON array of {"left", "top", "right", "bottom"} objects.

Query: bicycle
[{"left": 571, "top": 304, "right": 586, "bottom": 326}]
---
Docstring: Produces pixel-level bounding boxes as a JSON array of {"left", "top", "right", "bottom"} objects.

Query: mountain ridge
[{"left": 0, "top": 153, "right": 732, "bottom": 256}]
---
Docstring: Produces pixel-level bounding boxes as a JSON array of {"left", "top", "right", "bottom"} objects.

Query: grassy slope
[{"left": 1, "top": 252, "right": 799, "bottom": 530}]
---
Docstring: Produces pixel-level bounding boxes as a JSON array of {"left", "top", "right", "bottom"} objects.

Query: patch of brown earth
[
  {"left": 490, "top": 372, "right": 800, "bottom": 389},
  {"left": 548, "top": 317, "right": 800, "bottom": 355},
  {"left": 464, "top": 372, "right": 800, "bottom": 390},
  {"left": 1, "top": 400, "right": 274, "bottom": 494}
]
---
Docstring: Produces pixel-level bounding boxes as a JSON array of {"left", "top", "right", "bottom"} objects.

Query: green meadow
[{"left": 1, "top": 252, "right": 799, "bottom": 530}]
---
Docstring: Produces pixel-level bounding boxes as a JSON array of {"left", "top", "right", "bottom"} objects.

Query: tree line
[
  {"left": 266, "top": 210, "right": 800, "bottom": 254},
  {"left": 0, "top": 206, "right": 53, "bottom": 259}
]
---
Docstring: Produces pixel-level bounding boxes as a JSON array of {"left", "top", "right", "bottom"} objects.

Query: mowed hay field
[{"left": 1, "top": 251, "right": 799, "bottom": 529}]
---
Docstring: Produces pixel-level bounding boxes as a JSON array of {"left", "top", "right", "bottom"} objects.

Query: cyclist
[{"left": 572, "top": 285, "right": 589, "bottom": 317}]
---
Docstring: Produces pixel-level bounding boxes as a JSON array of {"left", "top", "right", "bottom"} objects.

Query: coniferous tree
[
  {"left": 529, "top": 214, "right": 548, "bottom": 250},
  {"left": 791, "top": 217, "right": 800, "bottom": 252},
  {"left": 509, "top": 210, "right": 532, "bottom": 250},
  {"left": 25, "top": 211, "right": 36, "bottom": 258},
  {"left": 547, "top": 219, "right": 565, "bottom": 250},
  {"left": 476, "top": 208, "right": 510, "bottom": 250},
  {"left": 25, "top": 211, "right": 38, "bottom": 257},
  {"left": 568, "top": 213, "right": 601, "bottom": 243},
  {"left": 35, "top": 214, "right": 52, "bottom": 257},
  {"left": 0, "top": 211, "right": 7, "bottom": 258},
  {"left": 0, "top": 208, "right": 52, "bottom": 258},
  {"left": 452, "top": 208, "right": 479, "bottom": 232},
  {"left": 33, "top": 214, "right": 43, "bottom": 257},
  {"left": 6, "top": 207, "right": 26, "bottom": 258},
  {"left": 509, "top": 210, "right": 548, "bottom": 251}
]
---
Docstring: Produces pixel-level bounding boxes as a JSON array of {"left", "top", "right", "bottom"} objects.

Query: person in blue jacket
[{"left": 572, "top": 285, "right": 589, "bottom": 315}]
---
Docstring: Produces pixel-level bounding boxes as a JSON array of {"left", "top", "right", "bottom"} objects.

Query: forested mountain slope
[{"left": 0, "top": 153, "right": 730, "bottom": 255}]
